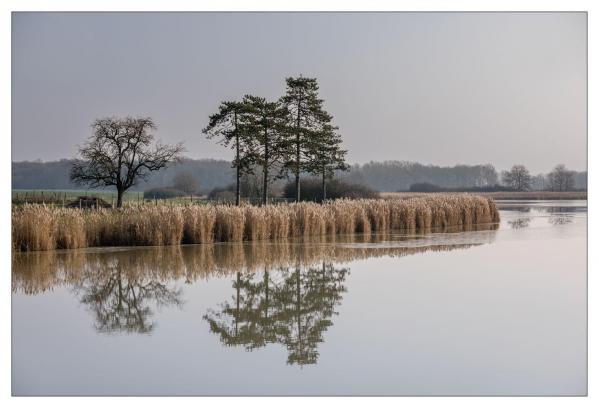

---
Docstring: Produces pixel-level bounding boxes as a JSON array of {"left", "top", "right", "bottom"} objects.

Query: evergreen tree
[
  {"left": 280, "top": 76, "right": 335, "bottom": 202},
  {"left": 242, "top": 95, "right": 288, "bottom": 205},
  {"left": 307, "top": 123, "right": 348, "bottom": 201},
  {"left": 203, "top": 101, "right": 252, "bottom": 206}
]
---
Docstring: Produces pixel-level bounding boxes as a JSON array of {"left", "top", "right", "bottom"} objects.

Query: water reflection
[
  {"left": 74, "top": 266, "right": 183, "bottom": 334},
  {"left": 12, "top": 230, "right": 497, "bottom": 295},
  {"left": 204, "top": 262, "right": 348, "bottom": 366},
  {"left": 508, "top": 218, "right": 531, "bottom": 229},
  {"left": 548, "top": 214, "right": 574, "bottom": 225},
  {"left": 12, "top": 229, "right": 496, "bottom": 341},
  {"left": 496, "top": 202, "right": 586, "bottom": 215},
  {"left": 497, "top": 200, "right": 585, "bottom": 230}
]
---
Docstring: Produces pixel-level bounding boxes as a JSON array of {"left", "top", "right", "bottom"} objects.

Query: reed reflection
[{"left": 12, "top": 228, "right": 496, "bottom": 337}]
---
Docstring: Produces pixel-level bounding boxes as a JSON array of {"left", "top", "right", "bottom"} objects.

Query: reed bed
[{"left": 12, "top": 194, "right": 499, "bottom": 251}]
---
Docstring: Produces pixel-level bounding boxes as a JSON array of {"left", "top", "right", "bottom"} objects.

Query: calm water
[{"left": 11, "top": 200, "right": 587, "bottom": 396}]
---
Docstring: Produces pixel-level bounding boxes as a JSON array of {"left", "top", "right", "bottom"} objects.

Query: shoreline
[
  {"left": 12, "top": 195, "right": 500, "bottom": 252},
  {"left": 381, "top": 191, "right": 587, "bottom": 201}
]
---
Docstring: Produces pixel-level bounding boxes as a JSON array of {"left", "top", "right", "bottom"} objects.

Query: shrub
[
  {"left": 143, "top": 187, "right": 186, "bottom": 200},
  {"left": 409, "top": 182, "right": 444, "bottom": 192},
  {"left": 283, "top": 178, "right": 379, "bottom": 201},
  {"left": 208, "top": 184, "right": 236, "bottom": 202}
]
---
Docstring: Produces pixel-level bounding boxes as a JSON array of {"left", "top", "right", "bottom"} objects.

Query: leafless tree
[
  {"left": 547, "top": 164, "right": 576, "bottom": 192},
  {"left": 71, "top": 117, "right": 183, "bottom": 207},
  {"left": 531, "top": 173, "right": 547, "bottom": 191},
  {"left": 501, "top": 165, "right": 532, "bottom": 191},
  {"left": 173, "top": 171, "right": 199, "bottom": 195}
]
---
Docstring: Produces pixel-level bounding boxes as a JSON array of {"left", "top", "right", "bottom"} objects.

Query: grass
[
  {"left": 11, "top": 189, "right": 206, "bottom": 207},
  {"left": 12, "top": 194, "right": 500, "bottom": 251}
]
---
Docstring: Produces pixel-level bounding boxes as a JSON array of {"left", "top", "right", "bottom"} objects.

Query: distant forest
[{"left": 12, "top": 158, "right": 587, "bottom": 192}]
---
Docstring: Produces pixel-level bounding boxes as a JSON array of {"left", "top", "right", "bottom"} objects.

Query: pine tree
[
  {"left": 280, "top": 76, "right": 334, "bottom": 202},
  {"left": 307, "top": 123, "right": 348, "bottom": 201},
  {"left": 202, "top": 101, "right": 252, "bottom": 206},
  {"left": 242, "top": 95, "right": 288, "bottom": 205}
]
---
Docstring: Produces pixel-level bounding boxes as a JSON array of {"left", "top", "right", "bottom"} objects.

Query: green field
[{"left": 11, "top": 189, "right": 210, "bottom": 206}]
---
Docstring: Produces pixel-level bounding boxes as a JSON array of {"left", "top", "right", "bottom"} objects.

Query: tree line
[
  {"left": 13, "top": 158, "right": 587, "bottom": 197},
  {"left": 501, "top": 164, "right": 583, "bottom": 192},
  {"left": 202, "top": 76, "right": 347, "bottom": 205}
]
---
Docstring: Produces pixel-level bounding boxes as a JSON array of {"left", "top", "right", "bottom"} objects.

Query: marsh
[{"left": 11, "top": 200, "right": 586, "bottom": 396}]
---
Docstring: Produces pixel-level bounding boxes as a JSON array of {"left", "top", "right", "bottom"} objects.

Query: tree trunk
[
  {"left": 262, "top": 128, "right": 269, "bottom": 206},
  {"left": 262, "top": 166, "right": 268, "bottom": 206},
  {"left": 116, "top": 187, "right": 124, "bottom": 208},
  {"left": 295, "top": 134, "right": 300, "bottom": 202},
  {"left": 322, "top": 171, "right": 326, "bottom": 202},
  {"left": 295, "top": 98, "right": 302, "bottom": 202},
  {"left": 234, "top": 111, "right": 240, "bottom": 206}
]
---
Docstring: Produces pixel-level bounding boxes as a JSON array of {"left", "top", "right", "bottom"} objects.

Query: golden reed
[{"left": 12, "top": 195, "right": 500, "bottom": 251}]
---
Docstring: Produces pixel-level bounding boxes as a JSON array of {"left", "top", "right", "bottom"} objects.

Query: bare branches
[
  {"left": 501, "top": 165, "right": 532, "bottom": 191},
  {"left": 70, "top": 116, "right": 183, "bottom": 207}
]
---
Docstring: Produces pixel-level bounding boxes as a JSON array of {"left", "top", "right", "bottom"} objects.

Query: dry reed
[{"left": 12, "top": 194, "right": 500, "bottom": 251}]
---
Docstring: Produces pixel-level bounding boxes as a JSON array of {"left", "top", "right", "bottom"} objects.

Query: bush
[
  {"left": 283, "top": 178, "right": 379, "bottom": 201},
  {"left": 208, "top": 184, "right": 236, "bottom": 202},
  {"left": 409, "top": 182, "right": 443, "bottom": 192},
  {"left": 143, "top": 187, "right": 186, "bottom": 200}
]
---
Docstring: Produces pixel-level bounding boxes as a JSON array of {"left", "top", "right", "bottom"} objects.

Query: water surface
[{"left": 12, "top": 200, "right": 587, "bottom": 395}]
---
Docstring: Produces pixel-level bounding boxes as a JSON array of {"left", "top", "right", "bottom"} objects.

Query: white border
[{"left": 2, "top": 1, "right": 595, "bottom": 407}]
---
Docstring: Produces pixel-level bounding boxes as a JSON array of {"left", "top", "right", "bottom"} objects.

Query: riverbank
[
  {"left": 12, "top": 195, "right": 500, "bottom": 251},
  {"left": 381, "top": 191, "right": 587, "bottom": 200}
]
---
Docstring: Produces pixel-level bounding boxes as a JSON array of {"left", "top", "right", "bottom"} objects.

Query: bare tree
[
  {"left": 501, "top": 165, "right": 532, "bottom": 191},
  {"left": 547, "top": 164, "right": 576, "bottom": 192},
  {"left": 173, "top": 171, "right": 199, "bottom": 195},
  {"left": 531, "top": 173, "right": 547, "bottom": 191},
  {"left": 71, "top": 117, "right": 183, "bottom": 207}
]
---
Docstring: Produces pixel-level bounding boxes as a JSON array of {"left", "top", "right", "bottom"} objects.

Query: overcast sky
[{"left": 12, "top": 12, "right": 586, "bottom": 173}]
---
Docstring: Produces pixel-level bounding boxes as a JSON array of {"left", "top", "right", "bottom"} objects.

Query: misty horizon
[
  {"left": 12, "top": 12, "right": 587, "bottom": 174},
  {"left": 9, "top": 155, "right": 587, "bottom": 175}
]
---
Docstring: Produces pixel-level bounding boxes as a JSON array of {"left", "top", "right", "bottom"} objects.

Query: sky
[{"left": 11, "top": 12, "right": 587, "bottom": 173}]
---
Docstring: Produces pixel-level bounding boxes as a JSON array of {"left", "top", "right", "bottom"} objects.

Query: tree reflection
[
  {"left": 204, "top": 270, "right": 280, "bottom": 349},
  {"left": 508, "top": 217, "right": 531, "bottom": 229},
  {"left": 548, "top": 214, "right": 573, "bottom": 225},
  {"left": 204, "top": 262, "right": 349, "bottom": 366},
  {"left": 73, "top": 258, "right": 183, "bottom": 334},
  {"left": 13, "top": 237, "right": 492, "bottom": 336}
]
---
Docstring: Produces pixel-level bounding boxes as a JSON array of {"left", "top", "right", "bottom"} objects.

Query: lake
[{"left": 11, "top": 200, "right": 587, "bottom": 396}]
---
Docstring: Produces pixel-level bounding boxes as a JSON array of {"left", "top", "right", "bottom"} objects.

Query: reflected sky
[{"left": 12, "top": 201, "right": 586, "bottom": 396}]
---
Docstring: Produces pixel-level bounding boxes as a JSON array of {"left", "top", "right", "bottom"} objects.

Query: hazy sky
[{"left": 12, "top": 12, "right": 586, "bottom": 173}]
